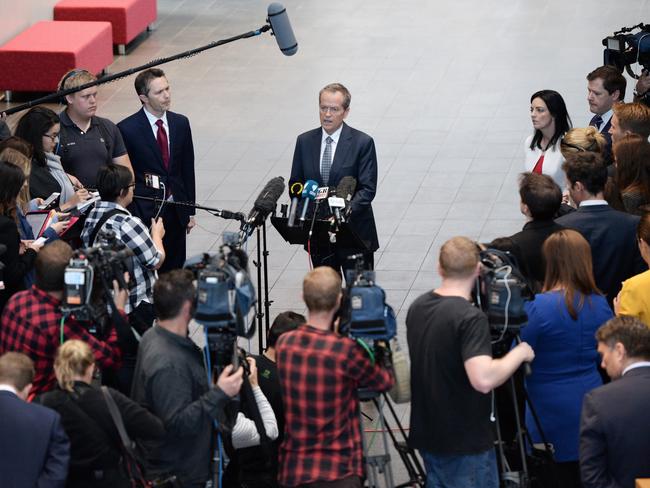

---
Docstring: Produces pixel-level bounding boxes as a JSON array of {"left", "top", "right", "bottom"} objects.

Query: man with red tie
[{"left": 118, "top": 68, "right": 196, "bottom": 272}]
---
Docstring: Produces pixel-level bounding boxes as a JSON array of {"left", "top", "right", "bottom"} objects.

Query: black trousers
[
  {"left": 159, "top": 204, "right": 189, "bottom": 273},
  {"left": 308, "top": 239, "right": 374, "bottom": 282}
]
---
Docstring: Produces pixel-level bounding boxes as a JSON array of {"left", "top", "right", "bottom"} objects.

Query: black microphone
[
  {"left": 245, "top": 176, "right": 286, "bottom": 228},
  {"left": 336, "top": 176, "right": 357, "bottom": 219},
  {"left": 220, "top": 210, "right": 246, "bottom": 222},
  {"left": 287, "top": 182, "right": 303, "bottom": 228},
  {"left": 267, "top": 3, "right": 298, "bottom": 56}
]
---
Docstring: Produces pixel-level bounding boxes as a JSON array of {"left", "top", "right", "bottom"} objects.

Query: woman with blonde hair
[
  {"left": 37, "top": 340, "right": 164, "bottom": 488},
  {"left": 559, "top": 126, "right": 607, "bottom": 158},
  {"left": 521, "top": 229, "right": 613, "bottom": 487}
]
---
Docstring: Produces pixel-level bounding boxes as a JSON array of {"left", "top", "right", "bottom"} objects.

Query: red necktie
[
  {"left": 155, "top": 119, "right": 170, "bottom": 172},
  {"left": 532, "top": 154, "right": 544, "bottom": 174}
]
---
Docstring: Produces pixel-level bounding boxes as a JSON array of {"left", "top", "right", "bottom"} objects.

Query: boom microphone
[
  {"left": 245, "top": 176, "right": 286, "bottom": 228},
  {"left": 267, "top": 3, "right": 298, "bottom": 56}
]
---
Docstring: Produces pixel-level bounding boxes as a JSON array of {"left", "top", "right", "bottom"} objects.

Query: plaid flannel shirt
[
  {"left": 275, "top": 325, "right": 394, "bottom": 487},
  {"left": 81, "top": 201, "right": 162, "bottom": 314},
  {"left": 0, "top": 286, "right": 121, "bottom": 395}
]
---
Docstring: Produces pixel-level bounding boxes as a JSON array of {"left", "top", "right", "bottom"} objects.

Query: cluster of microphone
[
  {"left": 206, "top": 173, "right": 358, "bottom": 244},
  {"left": 287, "top": 176, "right": 357, "bottom": 228}
]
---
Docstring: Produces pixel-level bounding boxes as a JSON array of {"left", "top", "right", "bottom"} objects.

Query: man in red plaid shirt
[
  {"left": 0, "top": 241, "right": 126, "bottom": 395},
  {"left": 276, "top": 267, "right": 394, "bottom": 488}
]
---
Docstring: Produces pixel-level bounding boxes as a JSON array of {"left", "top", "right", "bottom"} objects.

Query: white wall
[{"left": 0, "top": 0, "right": 56, "bottom": 45}]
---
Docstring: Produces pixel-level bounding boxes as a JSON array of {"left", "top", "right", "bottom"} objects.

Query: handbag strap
[{"left": 101, "top": 386, "right": 136, "bottom": 456}]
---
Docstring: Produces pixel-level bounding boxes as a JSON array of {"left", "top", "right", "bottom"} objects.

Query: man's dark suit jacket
[
  {"left": 580, "top": 366, "right": 650, "bottom": 488},
  {"left": 289, "top": 122, "right": 379, "bottom": 253},
  {"left": 591, "top": 114, "right": 613, "bottom": 164},
  {"left": 555, "top": 204, "right": 644, "bottom": 305},
  {"left": 0, "top": 390, "right": 69, "bottom": 487},
  {"left": 118, "top": 108, "right": 196, "bottom": 270},
  {"left": 509, "top": 219, "right": 565, "bottom": 290}
]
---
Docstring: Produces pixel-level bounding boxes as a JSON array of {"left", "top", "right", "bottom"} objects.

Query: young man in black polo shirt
[
  {"left": 406, "top": 236, "right": 534, "bottom": 488},
  {"left": 57, "top": 69, "right": 133, "bottom": 187}
]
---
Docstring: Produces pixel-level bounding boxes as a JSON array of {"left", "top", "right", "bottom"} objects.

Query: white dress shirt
[{"left": 143, "top": 107, "right": 170, "bottom": 154}]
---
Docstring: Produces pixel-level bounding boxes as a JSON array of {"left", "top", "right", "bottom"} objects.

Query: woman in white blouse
[{"left": 524, "top": 90, "right": 572, "bottom": 189}]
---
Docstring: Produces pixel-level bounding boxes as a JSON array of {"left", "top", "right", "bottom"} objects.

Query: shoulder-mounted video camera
[
  {"left": 475, "top": 249, "right": 533, "bottom": 355},
  {"left": 603, "top": 23, "right": 650, "bottom": 77},
  {"left": 184, "top": 232, "right": 257, "bottom": 370},
  {"left": 62, "top": 230, "right": 133, "bottom": 329},
  {"left": 339, "top": 255, "right": 397, "bottom": 342}
]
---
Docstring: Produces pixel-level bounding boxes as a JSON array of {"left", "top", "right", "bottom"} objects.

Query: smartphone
[
  {"left": 145, "top": 173, "right": 161, "bottom": 190},
  {"left": 38, "top": 192, "right": 60, "bottom": 210},
  {"left": 33, "top": 237, "right": 47, "bottom": 247}
]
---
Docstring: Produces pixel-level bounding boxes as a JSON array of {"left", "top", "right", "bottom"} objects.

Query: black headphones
[{"left": 58, "top": 69, "right": 91, "bottom": 105}]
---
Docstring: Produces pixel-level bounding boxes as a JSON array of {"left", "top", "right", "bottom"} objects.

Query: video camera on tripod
[
  {"left": 183, "top": 232, "right": 257, "bottom": 372},
  {"left": 603, "top": 23, "right": 650, "bottom": 77},
  {"left": 62, "top": 230, "right": 133, "bottom": 333},
  {"left": 339, "top": 254, "right": 397, "bottom": 343}
]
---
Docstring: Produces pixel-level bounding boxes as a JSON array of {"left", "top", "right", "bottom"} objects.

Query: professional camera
[
  {"left": 184, "top": 232, "right": 256, "bottom": 371},
  {"left": 339, "top": 255, "right": 397, "bottom": 342},
  {"left": 62, "top": 230, "right": 133, "bottom": 330},
  {"left": 475, "top": 249, "right": 533, "bottom": 356},
  {"left": 603, "top": 23, "right": 650, "bottom": 76}
]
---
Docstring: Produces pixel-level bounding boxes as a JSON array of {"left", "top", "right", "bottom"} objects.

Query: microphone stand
[
  {"left": 254, "top": 222, "right": 273, "bottom": 353},
  {"left": 133, "top": 195, "right": 245, "bottom": 222},
  {"left": 3, "top": 25, "right": 271, "bottom": 115}
]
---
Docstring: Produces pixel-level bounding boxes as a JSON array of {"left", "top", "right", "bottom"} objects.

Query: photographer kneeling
[
  {"left": 81, "top": 164, "right": 165, "bottom": 393},
  {"left": 131, "top": 270, "right": 244, "bottom": 488},
  {"left": 0, "top": 240, "right": 128, "bottom": 395}
]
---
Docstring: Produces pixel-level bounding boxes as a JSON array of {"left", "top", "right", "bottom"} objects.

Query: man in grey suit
[
  {"left": 0, "top": 352, "right": 69, "bottom": 487},
  {"left": 580, "top": 316, "right": 650, "bottom": 488}
]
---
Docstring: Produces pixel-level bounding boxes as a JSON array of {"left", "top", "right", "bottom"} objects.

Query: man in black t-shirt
[
  {"left": 406, "top": 236, "right": 534, "bottom": 488},
  {"left": 57, "top": 69, "right": 133, "bottom": 188}
]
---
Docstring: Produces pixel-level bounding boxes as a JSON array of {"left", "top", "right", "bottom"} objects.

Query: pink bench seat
[
  {"left": 0, "top": 21, "right": 113, "bottom": 93},
  {"left": 54, "top": 0, "right": 157, "bottom": 52}
]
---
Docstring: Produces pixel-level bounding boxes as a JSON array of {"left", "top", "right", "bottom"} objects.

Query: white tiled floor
[{"left": 3, "top": 0, "right": 650, "bottom": 484}]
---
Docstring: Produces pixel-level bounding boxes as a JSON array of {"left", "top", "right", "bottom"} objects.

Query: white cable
[{"left": 153, "top": 182, "right": 166, "bottom": 221}]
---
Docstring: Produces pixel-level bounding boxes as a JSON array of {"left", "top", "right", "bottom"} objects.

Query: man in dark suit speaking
[
  {"left": 0, "top": 352, "right": 69, "bottom": 487},
  {"left": 580, "top": 316, "right": 650, "bottom": 488},
  {"left": 289, "top": 83, "right": 379, "bottom": 272},
  {"left": 118, "top": 68, "right": 196, "bottom": 272}
]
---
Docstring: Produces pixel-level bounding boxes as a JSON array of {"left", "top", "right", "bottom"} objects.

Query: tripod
[
  {"left": 359, "top": 391, "right": 426, "bottom": 487},
  {"left": 492, "top": 334, "right": 556, "bottom": 488}
]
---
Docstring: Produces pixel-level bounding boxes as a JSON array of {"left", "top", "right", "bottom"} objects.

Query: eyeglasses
[
  {"left": 126, "top": 183, "right": 136, "bottom": 189},
  {"left": 43, "top": 132, "right": 59, "bottom": 142},
  {"left": 319, "top": 105, "right": 344, "bottom": 114}
]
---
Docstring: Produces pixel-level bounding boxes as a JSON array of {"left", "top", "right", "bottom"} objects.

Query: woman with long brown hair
[
  {"left": 0, "top": 160, "right": 43, "bottom": 311},
  {"left": 521, "top": 229, "right": 613, "bottom": 487},
  {"left": 612, "top": 134, "right": 650, "bottom": 215}
]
